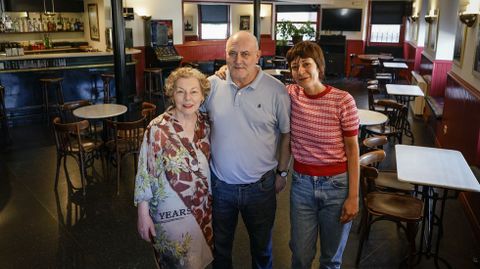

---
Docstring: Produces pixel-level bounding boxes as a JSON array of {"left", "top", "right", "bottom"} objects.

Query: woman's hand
[
  {"left": 137, "top": 201, "right": 156, "bottom": 242},
  {"left": 215, "top": 65, "right": 228, "bottom": 79},
  {"left": 340, "top": 196, "right": 358, "bottom": 224}
]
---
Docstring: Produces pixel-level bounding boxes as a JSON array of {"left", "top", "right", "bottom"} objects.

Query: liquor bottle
[
  {"left": 78, "top": 19, "right": 84, "bottom": 31},
  {"left": 33, "top": 18, "right": 41, "bottom": 32},
  {"left": 4, "top": 15, "right": 13, "bottom": 32},
  {"left": 56, "top": 16, "right": 63, "bottom": 31},
  {"left": 27, "top": 18, "right": 34, "bottom": 32},
  {"left": 42, "top": 17, "right": 48, "bottom": 32},
  {"left": 0, "top": 17, "right": 5, "bottom": 33},
  {"left": 13, "top": 18, "right": 20, "bottom": 32},
  {"left": 48, "top": 18, "right": 55, "bottom": 32}
]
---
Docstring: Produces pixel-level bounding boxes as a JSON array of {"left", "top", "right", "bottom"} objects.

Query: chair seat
[
  {"left": 69, "top": 137, "right": 102, "bottom": 153},
  {"left": 367, "top": 192, "right": 423, "bottom": 221},
  {"left": 365, "top": 125, "right": 399, "bottom": 135},
  {"left": 376, "top": 171, "right": 415, "bottom": 192}
]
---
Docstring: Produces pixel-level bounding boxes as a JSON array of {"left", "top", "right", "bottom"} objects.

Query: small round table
[
  {"left": 358, "top": 109, "right": 388, "bottom": 140},
  {"left": 358, "top": 109, "right": 388, "bottom": 126},
  {"left": 73, "top": 104, "right": 128, "bottom": 119}
]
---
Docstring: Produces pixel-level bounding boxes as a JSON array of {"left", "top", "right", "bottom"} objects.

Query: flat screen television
[{"left": 321, "top": 8, "right": 362, "bottom": 32}]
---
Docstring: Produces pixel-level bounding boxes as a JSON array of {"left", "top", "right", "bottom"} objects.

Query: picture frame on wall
[
  {"left": 473, "top": 20, "right": 480, "bottom": 78},
  {"left": 453, "top": 20, "right": 466, "bottom": 66},
  {"left": 88, "top": 4, "right": 100, "bottom": 41},
  {"left": 184, "top": 15, "right": 194, "bottom": 32},
  {"left": 239, "top": 15, "right": 250, "bottom": 31}
]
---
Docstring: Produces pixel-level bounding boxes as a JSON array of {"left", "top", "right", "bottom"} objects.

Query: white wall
[{"left": 104, "top": 0, "right": 183, "bottom": 46}]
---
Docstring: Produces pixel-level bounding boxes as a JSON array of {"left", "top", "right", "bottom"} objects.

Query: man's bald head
[{"left": 226, "top": 31, "right": 259, "bottom": 51}]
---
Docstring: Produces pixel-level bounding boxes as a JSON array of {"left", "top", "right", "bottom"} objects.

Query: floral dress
[{"left": 134, "top": 108, "right": 212, "bottom": 269}]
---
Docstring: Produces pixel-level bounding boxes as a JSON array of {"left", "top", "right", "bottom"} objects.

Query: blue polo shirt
[{"left": 205, "top": 68, "right": 291, "bottom": 184}]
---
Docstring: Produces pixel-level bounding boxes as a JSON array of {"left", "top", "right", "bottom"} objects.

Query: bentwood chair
[
  {"left": 141, "top": 101, "right": 157, "bottom": 124},
  {"left": 356, "top": 150, "right": 424, "bottom": 268},
  {"left": 59, "top": 100, "right": 92, "bottom": 123},
  {"left": 106, "top": 116, "right": 146, "bottom": 195},
  {"left": 365, "top": 100, "right": 408, "bottom": 144},
  {"left": 53, "top": 117, "right": 102, "bottom": 195}
]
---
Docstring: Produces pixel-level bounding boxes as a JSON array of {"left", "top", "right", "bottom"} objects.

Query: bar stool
[
  {"left": 143, "top": 68, "right": 166, "bottom": 109},
  {"left": 39, "top": 77, "right": 64, "bottom": 123},
  {"left": 0, "top": 85, "right": 11, "bottom": 147},
  {"left": 101, "top": 73, "right": 115, "bottom": 103}
]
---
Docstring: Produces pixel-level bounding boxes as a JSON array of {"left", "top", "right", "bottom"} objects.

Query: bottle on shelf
[
  {"left": 0, "top": 17, "right": 5, "bottom": 33},
  {"left": 56, "top": 15, "right": 63, "bottom": 31},
  {"left": 27, "top": 18, "right": 34, "bottom": 32},
  {"left": 4, "top": 15, "right": 13, "bottom": 32}
]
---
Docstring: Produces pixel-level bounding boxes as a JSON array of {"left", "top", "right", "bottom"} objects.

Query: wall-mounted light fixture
[
  {"left": 409, "top": 14, "right": 419, "bottom": 22},
  {"left": 425, "top": 9, "right": 438, "bottom": 24},
  {"left": 141, "top": 15, "right": 151, "bottom": 21},
  {"left": 459, "top": 11, "right": 478, "bottom": 27},
  {"left": 424, "top": 15, "right": 437, "bottom": 24}
]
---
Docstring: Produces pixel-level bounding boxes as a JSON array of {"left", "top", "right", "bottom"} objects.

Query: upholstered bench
[{"left": 425, "top": 96, "right": 444, "bottom": 119}]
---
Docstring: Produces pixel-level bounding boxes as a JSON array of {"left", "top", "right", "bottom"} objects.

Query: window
[
  {"left": 370, "top": 24, "right": 401, "bottom": 43},
  {"left": 275, "top": 5, "right": 319, "bottom": 41},
  {"left": 369, "top": 1, "right": 407, "bottom": 44},
  {"left": 199, "top": 5, "right": 229, "bottom": 40}
]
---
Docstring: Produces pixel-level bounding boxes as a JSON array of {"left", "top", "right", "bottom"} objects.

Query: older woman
[
  {"left": 286, "top": 41, "right": 359, "bottom": 269},
  {"left": 134, "top": 67, "right": 212, "bottom": 269}
]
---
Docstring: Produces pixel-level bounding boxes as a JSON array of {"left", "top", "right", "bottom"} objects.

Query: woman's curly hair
[{"left": 164, "top": 67, "right": 210, "bottom": 99}]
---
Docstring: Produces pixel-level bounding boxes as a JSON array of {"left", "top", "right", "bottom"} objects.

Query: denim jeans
[
  {"left": 211, "top": 170, "right": 276, "bottom": 269},
  {"left": 290, "top": 171, "right": 352, "bottom": 269}
]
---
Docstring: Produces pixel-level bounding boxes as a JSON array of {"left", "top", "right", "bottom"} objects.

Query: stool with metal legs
[
  {"left": 39, "top": 77, "right": 65, "bottom": 124},
  {"left": 101, "top": 73, "right": 115, "bottom": 103},
  {"left": 144, "top": 68, "right": 166, "bottom": 109}
]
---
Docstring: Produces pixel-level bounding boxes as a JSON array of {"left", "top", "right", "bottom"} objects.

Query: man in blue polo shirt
[{"left": 204, "top": 31, "right": 291, "bottom": 269}]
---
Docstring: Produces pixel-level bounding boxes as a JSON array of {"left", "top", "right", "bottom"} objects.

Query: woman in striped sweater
[{"left": 285, "top": 41, "right": 360, "bottom": 269}]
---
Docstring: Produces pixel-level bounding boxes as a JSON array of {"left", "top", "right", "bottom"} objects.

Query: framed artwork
[
  {"left": 239, "top": 15, "right": 250, "bottom": 31},
  {"left": 474, "top": 20, "right": 480, "bottom": 78},
  {"left": 184, "top": 15, "right": 194, "bottom": 32},
  {"left": 453, "top": 20, "right": 466, "bottom": 66},
  {"left": 88, "top": 4, "right": 100, "bottom": 41}
]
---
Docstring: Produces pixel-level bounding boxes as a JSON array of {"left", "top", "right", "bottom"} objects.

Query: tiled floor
[{"left": 1, "top": 78, "right": 479, "bottom": 269}]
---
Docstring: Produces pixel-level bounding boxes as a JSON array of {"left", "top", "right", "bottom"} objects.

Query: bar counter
[{"left": 0, "top": 49, "right": 140, "bottom": 122}]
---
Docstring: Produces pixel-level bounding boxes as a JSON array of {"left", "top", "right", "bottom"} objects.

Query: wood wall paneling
[
  {"left": 419, "top": 54, "right": 451, "bottom": 97},
  {"left": 440, "top": 72, "right": 480, "bottom": 164},
  {"left": 438, "top": 72, "right": 480, "bottom": 243}
]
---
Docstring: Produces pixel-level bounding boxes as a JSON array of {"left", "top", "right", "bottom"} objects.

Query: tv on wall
[{"left": 321, "top": 8, "right": 362, "bottom": 32}]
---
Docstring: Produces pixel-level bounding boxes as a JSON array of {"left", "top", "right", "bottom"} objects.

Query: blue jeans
[
  {"left": 211, "top": 170, "right": 276, "bottom": 269},
  {"left": 290, "top": 171, "right": 352, "bottom": 269}
]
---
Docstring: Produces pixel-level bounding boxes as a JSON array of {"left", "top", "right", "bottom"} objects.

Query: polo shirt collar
[{"left": 226, "top": 65, "right": 263, "bottom": 91}]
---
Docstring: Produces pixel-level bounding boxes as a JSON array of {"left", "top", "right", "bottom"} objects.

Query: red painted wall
[
  {"left": 345, "top": 39, "right": 365, "bottom": 77},
  {"left": 175, "top": 37, "right": 276, "bottom": 62}
]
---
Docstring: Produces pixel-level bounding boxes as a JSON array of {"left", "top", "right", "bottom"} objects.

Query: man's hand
[
  {"left": 340, "top": 196, "right": 359, "bottom": 224},
  {"left": 275, "top": 174, "right": 287, "bottom": 193},
  {"left": 215, "top": 65, "right": 228, "bottom": 79}
]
